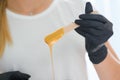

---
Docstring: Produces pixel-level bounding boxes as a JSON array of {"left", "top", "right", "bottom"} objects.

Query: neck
[{"left": 7, "top": 0, "right": 53, "bottom": 15}]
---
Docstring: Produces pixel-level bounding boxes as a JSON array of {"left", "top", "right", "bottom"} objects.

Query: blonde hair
[{"left": 0, "top": 0, "right": 12, "bottom": 57}]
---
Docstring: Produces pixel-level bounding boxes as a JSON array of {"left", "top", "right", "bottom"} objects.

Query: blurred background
[{"left": 85, "top": 0, "right": 120, "bottom": 80}]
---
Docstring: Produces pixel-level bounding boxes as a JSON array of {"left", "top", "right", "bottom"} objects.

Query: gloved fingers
[
  {"left": 79, "top": 27, "right": 105, "bottom": 36},
  {"left": 81, "top": 2, "right": 108, "bottom": 23},
  {"left": 83, "top": 27, "right": 113, "bottom": 44},
  {"left": 75, "top": 27, "right": 87, "bottom": 37},
  {"left": 104, "top": 22, "right": 113, "bottom": 31},
  {"left": 75, "top": 27, "right": 108, "bottom": 46},
  {"left": 75, "top": 20, "right": 104, "bottom": 30},
  {"left": 79, "top": 14, "right": 108, "bottom": 23},
  {"left": 75, "top": 27, "right": 99, "bottom": 37},
  {"left": 82, "top": 28, "right": 104, "bottom": 37},
  {"left": 0, "top": 71, "right": 17, "bottom": 79},
  {"left": 85, "top": 2, "right": 93, "bottom": 14},
  {"left": 75, "top": 19, "right": 81, "bottom": 25},
  {"left": 75, "top": 29, "right": 100, "bottom": 45},
  {"left": 10, "top": 71, "right": 31, "bottom": 80},
  {"left": 17, "top": 71, "right": 30, "bottom": 79}
]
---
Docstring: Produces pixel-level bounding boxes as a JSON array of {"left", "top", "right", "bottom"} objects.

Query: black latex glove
[
  {"left": 74, "top": 2, "right": 113, "bottom": 64},
  {"left": 0, "top": 71, "right": 31, "bottom": 80}
]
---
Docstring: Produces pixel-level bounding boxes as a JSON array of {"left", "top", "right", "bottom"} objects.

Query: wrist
[{"left": 88, "top": 45, "right": 108, "bottom": 64}]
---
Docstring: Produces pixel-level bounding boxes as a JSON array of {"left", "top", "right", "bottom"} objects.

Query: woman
[
  {"left": 0, "top": 0, "right": 88, "bottom": 80},
  {"left": 0, "top": 0, "right": 119, "bottom": 80}
]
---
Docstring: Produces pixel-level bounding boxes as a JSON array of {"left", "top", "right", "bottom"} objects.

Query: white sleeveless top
[{"left": 0, "top": 0, "right": 88, "bottom": 80}]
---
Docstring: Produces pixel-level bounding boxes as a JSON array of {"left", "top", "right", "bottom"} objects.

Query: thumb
[{"left": 85, "top": 2, "right": 93, "bottom": 14}]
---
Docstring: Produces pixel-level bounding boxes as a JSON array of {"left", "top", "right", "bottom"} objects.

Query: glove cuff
[{"left": 88, "top": 45, "right": 108, "bottom": 64}]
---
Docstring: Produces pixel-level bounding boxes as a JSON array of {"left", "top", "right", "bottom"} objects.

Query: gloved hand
[
  {"left": 0, "top": 71, "right": 31, "bottom": 80},
  {"left": 74, "top": 2, "right": 113, "bottom": 64}
]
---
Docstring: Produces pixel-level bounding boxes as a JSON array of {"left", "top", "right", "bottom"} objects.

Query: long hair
[{"left": 0, "top": 0, "right": 12, "bottom": 57}]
